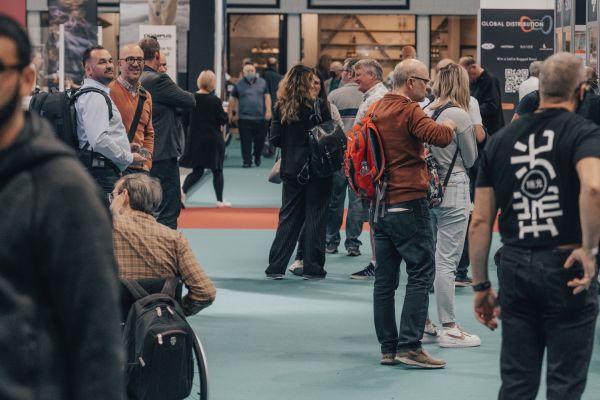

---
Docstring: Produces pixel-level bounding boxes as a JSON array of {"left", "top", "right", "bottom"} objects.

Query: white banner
[{"left": 139, "top": 25, "right": 177, "bottom": 82}]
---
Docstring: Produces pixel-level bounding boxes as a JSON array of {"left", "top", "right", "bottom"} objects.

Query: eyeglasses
[
  {"left": 120, "top": 57, "right": 145, "bottom": 65},
  {"left": 409, "top": 76, "right": 430, "bottom": 85},
  {"left": 0, "top": 62, "right": 27, "bottom": 74},
  {"left": 107, "top": 190, "right": 123, "bottom": 204}
]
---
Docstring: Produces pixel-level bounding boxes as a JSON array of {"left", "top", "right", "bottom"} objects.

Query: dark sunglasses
[
  {"left": 120, "top": 57, "right": 145, "bottom": 65},
  {"left": 0, "top": 62, "right": 28, "bottom": 73}
]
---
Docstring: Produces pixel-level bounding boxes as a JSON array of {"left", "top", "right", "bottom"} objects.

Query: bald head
[
  {"left": 392, "top": 59, "right": 427, "bottom": 88},
  {"left": 118, "top": 43, "right": 145, "bottom": 83},
  {"left": 539, "top": 52, "right": 585, "bottom": 102},
  {"left": 401, "top": 46, "right": 417, "bottom": 61}
]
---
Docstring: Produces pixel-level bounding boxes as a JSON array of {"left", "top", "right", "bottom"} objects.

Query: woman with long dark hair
[
  {"left": 180, "top": 70, "right": 231, "bottom": 207},
  {"left": 265, "top": 65, "right": 333, "bottom": 280}
]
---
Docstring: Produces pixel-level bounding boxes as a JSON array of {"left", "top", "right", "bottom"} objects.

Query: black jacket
[
  {"left": 0, "top": 113, "right": 125, "bottom": 400},
  {"left": 470, "top": 70, "right": 505, "bottom": 134},
  {"left": 262, "top": 67, "right": 283, "bottom": 105},
  {"left": 140, "top": 66, "right": 196, "bottom": 161},
  {"left": 269, "top": 101, "right": 331, "bottom": 181}
]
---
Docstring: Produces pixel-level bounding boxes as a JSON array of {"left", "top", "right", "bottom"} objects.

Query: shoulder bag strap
[
  {"left": 121, "top": 279, "right": 150, "bottom": 300},
  {"left": 161, "top": 277, "right": 181, "bottom": 299},
  {"left": 431, "top": 102, "right": 460, "bottom": 188},
  {"left": 127, "top": 89, "right": 147, "bottom": 143},
  {"left": 72, "top": 87, "right": 114, "bottom": 120}
]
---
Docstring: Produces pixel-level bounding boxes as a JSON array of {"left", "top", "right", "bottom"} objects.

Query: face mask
[
  {"left": 329, "top": 71, "right": 338, "bottom": 79},
  {"left": 245, "top": 72, "right": 256, "bottom": 81},
  {"left": 0, "top": 83, "right": 20, "bottom": 131}
]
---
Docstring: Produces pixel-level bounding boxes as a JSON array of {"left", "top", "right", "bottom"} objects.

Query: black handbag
[{"left": 300, "top": 100, "right": 346, "bottom": 183}]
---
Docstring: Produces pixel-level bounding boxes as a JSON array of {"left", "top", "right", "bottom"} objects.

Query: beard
[{"left": 0, "top": 83, "right": 20, "bottom": 131}]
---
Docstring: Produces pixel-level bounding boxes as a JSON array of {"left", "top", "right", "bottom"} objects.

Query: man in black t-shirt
[{"left": 469, "top": 53, "right": 600, "bottom": 400}]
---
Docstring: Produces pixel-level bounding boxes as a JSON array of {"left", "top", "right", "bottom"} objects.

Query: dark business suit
[
  {"left": 140, "top": 66, "right": 195, "bottom": 229},
  {"left": 265, "top": 102, "right": 333, "bottom": 277}
]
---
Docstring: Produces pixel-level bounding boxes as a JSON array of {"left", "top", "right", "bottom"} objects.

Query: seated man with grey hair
[
  {"left": 111, "top": 174, "right": 216, "bottom": 316},
  {"left": 470, "top": 52, "right": 600, "bottom": 399}
]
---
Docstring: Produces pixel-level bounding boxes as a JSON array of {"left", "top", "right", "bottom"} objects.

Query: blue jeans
[
  {"left": 496, "top": 245, "right": 598, "bottom": 400},
  {"left": 325, "top": 170, "right": 364, "bottom": 250},
  {"left": 372, "top": 198, "right": 435, "bottom": 354},
  {"left": 150, "top": 158, "right": 181, "bottom": 229}
]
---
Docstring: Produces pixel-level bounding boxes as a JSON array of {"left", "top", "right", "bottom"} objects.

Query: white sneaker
[
  {"left": 438, "top": 325, "right": 481, "bottom": 348},
  {"left": 288, "top": 260, "right": 304, "bottom": 276},
  {"left": 422, "top": 321, "right": 440, "bottom": 344},
  {"left": 216, "top": 200, "right": 232, "bottom": 208}
]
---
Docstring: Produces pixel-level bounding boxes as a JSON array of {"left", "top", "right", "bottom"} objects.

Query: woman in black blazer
[
  {"left": 265, "top": 65, "right": 333, "bottom": 280},
  {"left": 180, "top": 70, "right": 231, "bottom": 207}
]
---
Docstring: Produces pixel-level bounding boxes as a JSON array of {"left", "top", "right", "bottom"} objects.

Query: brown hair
[{"left": 276, "top": 65, "right": 315, "bottom": 124}]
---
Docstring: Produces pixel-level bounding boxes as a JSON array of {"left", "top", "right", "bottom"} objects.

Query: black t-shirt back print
[{"left": 477, "top": 108, "right": 600, "bottom": 248}]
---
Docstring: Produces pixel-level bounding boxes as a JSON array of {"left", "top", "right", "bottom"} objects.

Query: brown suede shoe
[
  {"left": 380, "top": 353, "right": 398, "bottom": 366},
  {"left": 395, "top": 348, "right": 446, "bottom": 369}
]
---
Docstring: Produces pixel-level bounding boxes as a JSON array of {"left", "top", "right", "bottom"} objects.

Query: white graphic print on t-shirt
[{"left": 510, "top": 130, "right": 563, "bottom": 239}]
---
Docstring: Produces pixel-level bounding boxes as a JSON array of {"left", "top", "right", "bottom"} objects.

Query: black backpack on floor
[
  {"left": 29, "top": 87, "right": 113, "bottom": 149},
  {"left": 122, "top": 278, "right": 195, "bottom": 400}
]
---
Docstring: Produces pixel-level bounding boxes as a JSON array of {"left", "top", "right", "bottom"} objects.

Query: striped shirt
[{"left": 327, "top": 82, "right": 363, "bottom": 132}]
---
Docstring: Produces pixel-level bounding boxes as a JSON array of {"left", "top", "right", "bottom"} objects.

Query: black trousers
[
  {"left": 182, "top": 168, "right": 224, "bottom": 202},
  {"left": 150, "top": 158, "right": 181, "bottom": 229},
  {"left": 266, "top": 176, "right": 332, "bottom": 276},
  {"left": 496, "top": 245, "right": 598, "bottom": 400},
  {"left": 238, "top": 119, "right": 266, "bottom": 165}
]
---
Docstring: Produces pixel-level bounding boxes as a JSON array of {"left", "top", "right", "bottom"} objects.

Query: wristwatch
[{"left": 472, "top": 281, "right": 492, "bottom": 292}]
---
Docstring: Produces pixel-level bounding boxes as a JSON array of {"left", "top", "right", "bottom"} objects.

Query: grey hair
[
  {"left": 353, "top": 59, "right": 383, "bottom": 82},
  {"left": 117, "top": 174, "right": 163, "bottom": 214},
  {"left": 529, "top": 61, "right": 542, "bottom": 77},
  {"left": 539, "top": 52, "right": 585, "bottom": 102},
  {"left": 391, "top": 59, "right": 424, "bottom": 89}
]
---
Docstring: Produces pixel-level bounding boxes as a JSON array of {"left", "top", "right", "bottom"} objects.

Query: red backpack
[{"left": 344, "top": 100, "right": 386, "bottom": 205}]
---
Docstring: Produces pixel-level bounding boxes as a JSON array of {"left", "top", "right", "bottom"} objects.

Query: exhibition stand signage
[
  {"left": 480, "top": 9, "right": 554, "bottom": 121},
  {"left": 139, "top": 25, "right": 178, "bottom": 82}
]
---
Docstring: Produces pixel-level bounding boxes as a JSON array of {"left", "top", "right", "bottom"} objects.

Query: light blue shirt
[{"left": 75, "top": 78, "right": 133, "bottom": 171}]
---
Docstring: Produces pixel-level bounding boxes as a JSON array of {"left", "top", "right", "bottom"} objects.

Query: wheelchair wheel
[{"left": 187, "top": 333, "right": 209, "bottom": 400}]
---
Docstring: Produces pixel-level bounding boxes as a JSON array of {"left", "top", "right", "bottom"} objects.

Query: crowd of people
[{"left": 0, "top": 12, "right": 599, "bottom": 400}]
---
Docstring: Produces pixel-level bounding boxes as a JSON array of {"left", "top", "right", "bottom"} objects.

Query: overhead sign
[
  {"left": 480, "top": 9, "right": 554, "bottom": 121},
  {"left": 139, "top": 25, "right": 177, "bottom": 82}
]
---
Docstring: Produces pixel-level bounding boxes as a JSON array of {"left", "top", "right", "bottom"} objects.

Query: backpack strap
[
  {"left": 161, "top": 277, "right": 181, "bottom": 299},
  {"left": 71, "top": 87, "right": 113, "bottom": 120},
  {"left": 127, "top": 88, "right": 148, "bottom": 143},
  {"left": 122, "top": 279, "right": 150, "bottom": 300},
  {"left": 430, "top": 102, "right": 460, "bottom": 188}
]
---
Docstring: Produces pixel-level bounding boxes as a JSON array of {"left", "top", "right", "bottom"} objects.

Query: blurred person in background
[
  {"left": 180, "top": 70, "right": 231, "bottom": 208},
  {"left": 325, "top": 60, "right": 343, "bottom": 94}
]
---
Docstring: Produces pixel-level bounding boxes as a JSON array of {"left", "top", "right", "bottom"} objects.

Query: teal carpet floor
[{"left": 181, "top": 139, "right": 600, "bottom": 400}]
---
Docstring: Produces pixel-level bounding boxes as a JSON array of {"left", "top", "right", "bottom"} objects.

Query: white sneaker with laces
[
  {"left": 438, "top": 325, "right": 481, "bottom": 348},
  {"left": 216, "top": 200, "right": 232, "bottom": 208},
  {"left": 422, "top": 322, "right": 439, "bottom": 344}
]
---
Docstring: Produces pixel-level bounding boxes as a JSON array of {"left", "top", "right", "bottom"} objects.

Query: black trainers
[
  {"left": 266, "top": 273, "right": 283, "bottom": 280},
  {"left": 347, "top": 247, "right": 361, "bottom": 257},
  {"left": 455, "top": 276, "right": 473, "bottom": 287},
  {"left": 325, "top": 243, "right": 338, "bottom": 254},
  {"left": 254, "top": 157, "right": 262, "bottom": 167},
  {"left": 350, "top": 262, "right": 376, "bottom": 280},
  {"left": 303, "top": 274, "right": 326, "bottom": 281}
]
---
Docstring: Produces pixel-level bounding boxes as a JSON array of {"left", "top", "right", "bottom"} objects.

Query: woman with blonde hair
[
  {"left": 424, "top": 63, "right": 479, "bottom": 347},
  {"left": 180, "top": 70, "right": 231, "bottom": 207},
  {"left": 265, "top": 65, "right": 333, "bottom": 280}
]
